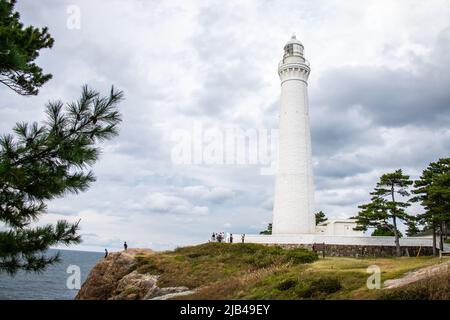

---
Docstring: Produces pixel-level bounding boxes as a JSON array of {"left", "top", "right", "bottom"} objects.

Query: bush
[
  {"left": 277, "top": 279, "right": 298, "bottom": 291},
  {"left": 231, "top": 243, "right": 268, "bottom": 254},
  {"left": 186, "top": 252, "right": 208, "bottom": 258},
  {"left": 301, "top": 277, "right": 342, "bottom": 298},
  {"left": 244, "top": 253, "right": 276, "bottom": 268},
  {"left": 285, "top": 248, "right": 318, "bottom": 264}
]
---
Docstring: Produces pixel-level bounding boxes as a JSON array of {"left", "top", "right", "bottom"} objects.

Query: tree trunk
[
  {"left": 442, "top": 221, "right": 448, "bottom": 240},
  {"left": 392, "top": 215, "right": 401, "bottom": 257},
  {"left": 391, "top": 184, "right": 401, "bottom": 257},
  {"left": 432, "top": 226, "right": 437, "bottom": 256},
  {"left": 439, "top": 221, "right": 444, "bottom": 251}
]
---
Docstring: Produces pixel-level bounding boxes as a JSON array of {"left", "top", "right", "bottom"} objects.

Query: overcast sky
[{"left": 1, "top": 0, "right": 449, "bottom": 251}]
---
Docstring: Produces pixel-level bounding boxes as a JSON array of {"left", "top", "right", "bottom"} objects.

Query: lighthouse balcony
[
  {"left": 278, "top": 59, "right": 310, "bottom": 68},
  {"left": 278, "top": 61, "right": 311, "bottom": 78}
]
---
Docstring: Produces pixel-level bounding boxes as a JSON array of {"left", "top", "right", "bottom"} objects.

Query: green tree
[
  {"left": 0, "top": 86, "right": 123, "bottom": 274},
  {"left": 353, "top": 169, "right": 413, "bottom": 256},
  {"left": 427, "top": 171, "right": 450, "bottom": 249},
  {"left": 260, "top": 223, "right": 272, "bottom": 235},
  {"left": 411, "top": 158, "right": 450, "bottom": 254},
  {"left": 371, "top": 224, "right": 401, "bottom": 237},
  {"left": 315, "top": 211, "right": 328, "bottom": 225},
  {"left": 405, "top": 220, "right": 420, "bottom": 237},
  {"left": 0, "top": 0, "right": 54, "bottom": 95}
]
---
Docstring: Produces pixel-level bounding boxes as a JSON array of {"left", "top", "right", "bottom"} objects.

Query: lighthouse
[
  {"left": 242, "top": 36, "right": 434, "bottom": 253},
  {"left": 272, "top": 35, "right": 315, "bottom": 235}
]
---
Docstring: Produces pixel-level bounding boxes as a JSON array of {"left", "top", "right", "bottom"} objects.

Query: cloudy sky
[{"left": 1, "top": 0, "right": 449, "bottom": 251}]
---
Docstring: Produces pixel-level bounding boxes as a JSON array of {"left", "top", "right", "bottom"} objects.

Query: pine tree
[
  {"left": 260, "top": 223, "right": 272, "bottom": 235},
  {"left": 405, "top": 219, "right": 420, "bottom": 237},
  {"left": 427, "top": 170, "right": 450, "bottom": 250},
  {"left": 371, "top": 224, "right": 401, "bottom": 237},
  {"left": 353, "top": 169, "right": 413, "bottom": 256},
  {"left": 0, "top": 0, "right": 54, "bottom": 95},
  {"left": 0, "top": 85, "right": 123, "bottom": 274},
  {"left": 411, "top": 158, "right": 450, "bottom": 255},
  {"left": 315, "top": 211, "right": 327, "bottom": 225}
]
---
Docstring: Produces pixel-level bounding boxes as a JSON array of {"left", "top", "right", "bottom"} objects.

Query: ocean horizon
[{"left": 0, "top": 249, "right": 103, "bottom": 300}]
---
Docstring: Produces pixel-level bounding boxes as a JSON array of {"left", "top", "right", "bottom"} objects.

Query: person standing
[
  {"left": 124, "top": 241, "right": 128, "bottom": 251},
  {"left": 241, "top": 234, "right": 245, "bottom": 243},
  {"left": 104, "top": 249, "right": 108, "bottom": 258},
  {"left": 212, "top": 233, "right": 216, "bottom": 242},
  {"left": 230, "top": 234, "right": 233, "bottom": 243}
]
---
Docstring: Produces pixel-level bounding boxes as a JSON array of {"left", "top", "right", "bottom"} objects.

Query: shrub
[
  {"left": 301, "top": 277, "right": 342, "bottom": 298},
  {"left": 186, "top": 252, "right": 207, "bottom": 258},
  {"left": 285, "top": 248, "right": 318, "bottom": 264},
  {"left": 135, "top": 258, "right": 163, "bottom": 275},
  {"left": 230, "top": 243, "right": 266, "bottom": 254},
  {"left": 277, "top": 279, "right": 298, "bottom": 291},
  {"left": 244, "top": 253, "right": 276, "bottom": 268}
]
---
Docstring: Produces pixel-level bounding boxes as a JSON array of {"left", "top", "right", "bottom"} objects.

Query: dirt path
[{"left": 383, "top": 261, "right": 449, "bottom": 289}]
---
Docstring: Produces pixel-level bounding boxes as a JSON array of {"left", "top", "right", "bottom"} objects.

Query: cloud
[
  {"left": 144, "top": 192, "right": 209, "bottom": 215},
  {"left": 313, "top": 28, "right": 450, "bottom": 129},
  {"left": 183, "top": 185, "right": 234, "bottom": 203}
]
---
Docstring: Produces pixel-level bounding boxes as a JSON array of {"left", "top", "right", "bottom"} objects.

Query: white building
[{"left": 316, "top": 219, "right": 364, "bottom": 236}]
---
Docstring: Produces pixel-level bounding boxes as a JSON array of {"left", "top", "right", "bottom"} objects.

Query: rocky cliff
[{"left": 75, "top": 248, "right": 193, "bottom": 300}]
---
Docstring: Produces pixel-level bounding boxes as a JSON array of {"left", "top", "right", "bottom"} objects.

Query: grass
[
  {"left": 380, "top": 272, "right": 449, "bottom": 300},
  {"left": 132, "top": 243, "right": 446, "bottom": 300},
  {"left": 135, "top": 242, "right": 317, "bottom": 289}
]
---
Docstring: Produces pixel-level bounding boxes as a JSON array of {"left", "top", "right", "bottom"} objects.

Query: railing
[{"left": 278, "top": 60, "right": 310, "bottom": 69}]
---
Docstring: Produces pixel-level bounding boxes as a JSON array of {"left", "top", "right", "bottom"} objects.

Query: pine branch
[{"left": 0, "top": 85, "right": 123, "bottom": 274}]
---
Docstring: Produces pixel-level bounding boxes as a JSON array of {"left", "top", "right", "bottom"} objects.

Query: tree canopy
[
  {"left": 260, "top": 223, "right": 272, "bottom": 235},
  {"left": 411, "top": 158, "right": 450, "bottom": 252},
  {"left": 315, "top": 211, "right": 328, "bottom": 225},
  {"left": 0, "top": 0, "right": 54, "bottom": 95}
]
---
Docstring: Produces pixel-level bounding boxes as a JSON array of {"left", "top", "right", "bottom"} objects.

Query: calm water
[{"left": 0, "top": 249, "right": 103, "bottom": 300}]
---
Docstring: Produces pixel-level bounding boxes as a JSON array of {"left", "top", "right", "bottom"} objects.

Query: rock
[
  {"left": 75, "top": 248, "right": 153, "bottom": 300},
  {"left": 149, "top": 289, "right": 196, "bottom": 300},
  {"left": 144, "top": 285, "right": 191, "bottom": 300},
  {"left": 383, "top": 261, "right": 449, "bottom": 289},
  {"left": 109, "top": 271, "right": 159, "bottom": 300}
]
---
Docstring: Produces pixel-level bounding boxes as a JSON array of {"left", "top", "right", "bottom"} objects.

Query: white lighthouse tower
[
  {"left": 272, "top": 35, "right": 315, "bottom": 235},
  {"left": 243, "top": 36, "right": 434, "bottom": 253},
  {"left": 242, "top": 36, "right": 433, "bottom": 252}
]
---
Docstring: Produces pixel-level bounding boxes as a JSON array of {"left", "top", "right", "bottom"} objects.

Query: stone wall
[
  {"left": 244, "top": 234, "right": 434, "bottom": 247},
  {"left": 264, "top": 243, "right": 434, "bottom": 257}
]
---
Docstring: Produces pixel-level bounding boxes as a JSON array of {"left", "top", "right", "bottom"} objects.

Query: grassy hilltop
[{"left": 130, "top": 243, "right": 448, "bottom": 300}]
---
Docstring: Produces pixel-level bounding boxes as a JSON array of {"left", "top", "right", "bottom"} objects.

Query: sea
[{"left": 0, "top": 249, "right": 103, "bottom": 300}]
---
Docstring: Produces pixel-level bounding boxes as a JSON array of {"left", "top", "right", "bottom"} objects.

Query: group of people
[
  {"left": 103, "top": 233, "right": 249, "bottom": 259},
  {"left": 211, "top": 232, "right": 245, "bottom": 244}
]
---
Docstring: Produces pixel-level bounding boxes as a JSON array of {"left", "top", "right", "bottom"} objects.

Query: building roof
[
  {"left": 317, "top": 218, "right": 358, "bottom": 226},
  {"left": 285, "top": 34, "right": 303, "bottom": 47}
]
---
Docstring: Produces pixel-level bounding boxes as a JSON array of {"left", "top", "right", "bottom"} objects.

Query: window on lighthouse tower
[{"left": 286, "top": 44, "right": 294, "bottom": 55}]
